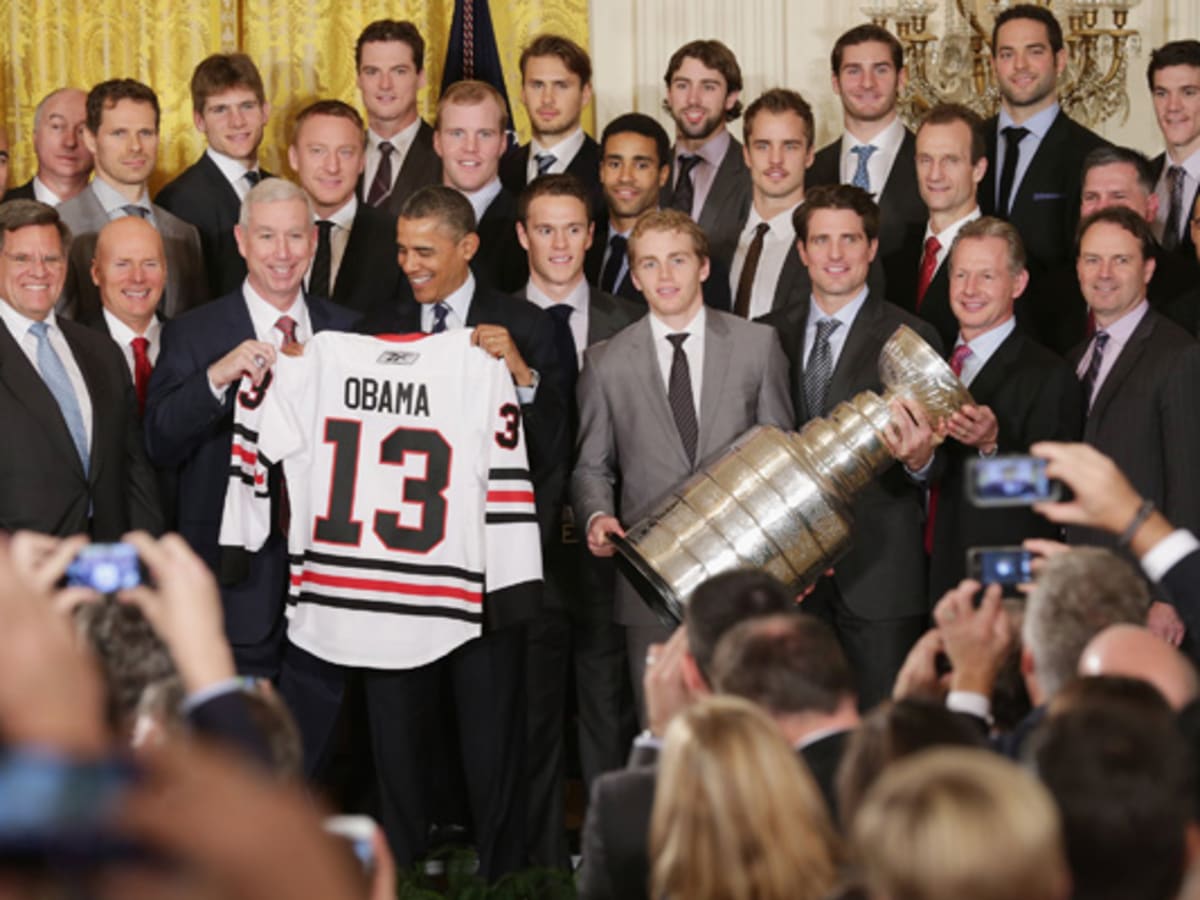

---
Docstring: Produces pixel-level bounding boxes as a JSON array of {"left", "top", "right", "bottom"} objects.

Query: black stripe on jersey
[
  {"left": 293, "top": 590, "right": 484, "bottom": 625},
  {"left": 232, "top": 423, "right": 260, "bottom": 442},
  {"left": 289, "top": 549, "right": 485, "bottom": 584},
  {"left": 485, "top": 512, "right": 540, "bottom": 525},
  {"left": 488, "top": 467, "right": 533, "bottom": 482},
  {"left": 227, "top": 466, "right": 271, "bottom": 496}
]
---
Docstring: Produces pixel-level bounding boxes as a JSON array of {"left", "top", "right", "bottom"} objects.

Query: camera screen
[
  {"left": 65, "top": 544, "right": 141, "bottom": 594},
  {"left": 970, "top": 456, "right": 1055, "bottom": 503},
  {"left": 977, "top": 549, "right": 1033, "bottom": 585}
]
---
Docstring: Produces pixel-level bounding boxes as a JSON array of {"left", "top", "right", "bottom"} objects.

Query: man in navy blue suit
[{"left": 144, "top": 178, "right": 358, "bottom": 678}]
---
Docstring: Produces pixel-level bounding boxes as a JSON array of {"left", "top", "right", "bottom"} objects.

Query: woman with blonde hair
[{"left": 648, "top": 695, "right": 841, "bottom": 900}]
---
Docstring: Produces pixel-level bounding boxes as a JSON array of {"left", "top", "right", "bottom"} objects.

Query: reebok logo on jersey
[{"left": 377, "top": 350, "right": 421, "bottom": 366}]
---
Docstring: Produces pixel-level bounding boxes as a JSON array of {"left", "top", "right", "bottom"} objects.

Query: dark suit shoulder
[
  {"left": 499, "top": 143, "right": 530, "bottom": 194},
  {"left": 869, "top": 295, "right": 944, "bottom": 353},
  {"left": 2, "top": 179, "right": 36, "bottom": 202},
  {"left": 154, "top": 156, "right": 216, "bottom": 205},
  {"left": 809, "top": 141, "right": 841, "bottom": 186}
]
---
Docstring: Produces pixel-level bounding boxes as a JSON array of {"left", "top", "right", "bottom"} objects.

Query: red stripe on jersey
[
  {"left": 290, "top": 569, "right": 483, "bottom": 604},
  {"left": 231, "top": 444, "right": 257, "bottom": 465},
  {"left": 375, "top": 332, "right": 431, "bottom": 343},
  {"left": 486, "top": 490, "right": 536, "bottom": 504}
]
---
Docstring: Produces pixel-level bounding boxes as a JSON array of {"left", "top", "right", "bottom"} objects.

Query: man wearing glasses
[{"left": 0, "top": 199, "right": 161, "bottom": 538}]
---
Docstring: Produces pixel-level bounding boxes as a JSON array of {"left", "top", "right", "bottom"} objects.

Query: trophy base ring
[{"left": 609, "top": 533, "right": 684, "bottom": 627}]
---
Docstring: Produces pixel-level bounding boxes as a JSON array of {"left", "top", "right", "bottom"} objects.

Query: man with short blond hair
[
  {"left": 157, "top": 53, "right": 272, "bottom": 298},
  {"left": 3, "top": 87, "right": 92, "bottom": 205},
  {"left": 574, "top": 208, "right": 792, "bottom": 712}
]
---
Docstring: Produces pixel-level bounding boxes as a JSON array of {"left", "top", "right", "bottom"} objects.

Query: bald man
[
  {"left": 1079, "top": 624, "right": 1199, "bottom": 711},
  {"left": 4, "top": 88, "right": 92, "bottom": 205},
  {"left": 85, "top": 217, "right": 165, "bottom": 416}
]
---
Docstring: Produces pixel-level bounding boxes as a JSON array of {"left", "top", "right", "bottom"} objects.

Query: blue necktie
[
  {"left": 30, "top": 321, "right": 88, "bottom": 474},
  {"left": 850, "top": 145, "right": 877, "bottom": 192},
  {"left": 431, "top": 302, "right": 450, "bottom": 333},
  {"left": 535, "top": 152, "right": 557, "bottom": 176}
]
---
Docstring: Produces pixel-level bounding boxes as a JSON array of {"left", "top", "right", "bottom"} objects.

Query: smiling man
[
  {"left": 157, "top": 54, "right": 272, "bottom": 298},
  {"left": 978, "top": 4, "right": 1108, "bottom": 278},
  {"left": 660, "top": 40, "right": 752, "bottom": 269},
  {"left": 763, "top": 183, "right": 941, "bottom": 706},
  {"left": 144, "top": 178, "right": 359, "bottom": 678},
  {"left": 287, "top": 100, "right": 400, "bottom": 313},
  {"left": 354, "top": 19, "right": 441, "bottom": 218},
  {"left": 1147, "top": 40, "right": 1200, "bottom": 265},
  {"left": 573, "top": 208, "right": 792, "bottom": 718},
  {"left": 59, "top": 80, "right": 205, "bottom": 322},
  {"left": 809, "top": 25, "right": 925, "bottom": 264},
  {"left": 3, "top": 88, "right": 92, "bottom": 205}
]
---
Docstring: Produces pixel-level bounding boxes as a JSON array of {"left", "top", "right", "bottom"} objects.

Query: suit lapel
[
  {"left": 965, "top": 328, "right": 1022, "bottom": 402},
  {"left": 628, "top": 318, "right": 688, "bottom": 467},
  {"left": 587, "top": 287, "right": 618, "bottom": 345},
  {"left": 1009, "top": 112, "right": 1069, "bottom": 221},
  {"left": 697, "top": 139, "right": 746, "bottom": 232},
  {"left": 825, "top": 296, "right": 880, "bottom": 411},
  {"left": 1088, "top": 311, "right": 1153, "bottom": 425},
  {"left": 698, "top": 312, "right": 731, "bottom": 457},
  {"left": 880, "top": 130, "right": 914, "bottom": 205},
  {"left": 334, "top": 207, "right": 368, "bottom": 304},
  {"left": 0, "top": 322, "right": 87, "bottom": 479},
  {"left": 771, "top": 248, "right": 809, "bottom": 313},
  {"left": 60, "top": 325, "right": 108, "bottom": 484},
  {"left": 198, "top": 153, "right": 242, "bottom": 215}
]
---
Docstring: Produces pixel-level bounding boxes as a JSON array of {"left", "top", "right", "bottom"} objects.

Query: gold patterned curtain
[{"left": 0, "top": 0, "right": 590, "bottom": 189}]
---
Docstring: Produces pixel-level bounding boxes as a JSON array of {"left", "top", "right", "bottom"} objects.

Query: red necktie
[
  {"left": 271, "top": 316, "right": 297, "bottom": 535},
  {"left": 915, "top": 235, "right": 941, "bottom": 311},
  {"left": 923, "top": 343, "right": 973, "bottom": 554},
  {"left": 131, "top": 336, "right": 152, "bottom": 417},
  {"left": 275, "top": 315, "right": 298, "bottom": 347}
]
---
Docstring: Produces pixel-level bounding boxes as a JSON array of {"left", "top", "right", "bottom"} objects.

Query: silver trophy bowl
[{"left": 611, "top": 324, "right": 973, "bottom": 625}]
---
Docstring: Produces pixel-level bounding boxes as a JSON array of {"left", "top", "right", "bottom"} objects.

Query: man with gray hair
[
  {"left": 144, "top": 178, "right": 359, "bottom": 678},
  {"left": 3, "top": 87, "right": 92, "bottom": 205}
]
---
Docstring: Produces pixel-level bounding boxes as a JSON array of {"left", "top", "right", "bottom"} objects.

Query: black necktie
[
  {"left": 1163, "top": 165, "right": 1186, "bottom": 253},
  {"left": 367, "top": 142, "right": 395, "bottom": 207},
  {"left": 997, "top": 126, "right": 1030, "bottom": 218},
  {"left": 309, "top": 220, "right": 334, "bottom": 298},
  {"left": 600, "top": 234, "right": 628, "bottom": 294},
  {"left": 121, "top": 204, "right": 149, "bottom": 219},
  {"left": 734, "top": 222, "right": 770, "bottom": 318},
  {"left": 667, "top": 333, "right": 698, "bottom": 464},
  {"left": 546, "top": 303, "right": 579, "bottom": 421},
  {"left": 1081, "top": 330, "right": 1110, "bottom": 407},
  {"left": 804, "top": 318, "right": 842, "bottom": 417},
  {"left": 671, "top": 155, "right": 702, "bottom": 216},
  {"left": 244, "top": 170, "right": 261, "bottom": 188}
]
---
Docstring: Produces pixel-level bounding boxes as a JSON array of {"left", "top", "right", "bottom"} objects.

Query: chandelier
[{"left": 860, "top": 0, "right": 1142, "bottom": 128}]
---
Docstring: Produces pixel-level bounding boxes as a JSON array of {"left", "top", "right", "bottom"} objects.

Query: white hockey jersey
[{"left": 218, "top": 330, "right": 542, "bottom": 669}]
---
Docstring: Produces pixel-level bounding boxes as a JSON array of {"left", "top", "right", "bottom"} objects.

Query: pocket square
[{"left": 1032, "top": 192, "right": 1064, "bottom": 201}]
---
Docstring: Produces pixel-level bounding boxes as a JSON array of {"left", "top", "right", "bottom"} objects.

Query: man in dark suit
[
  {"left": 807, "top": 25, "right": 926, "bottom": 264},
  {"left": 0, "top": 199, "right": 160, "bottom": 539},
  {"left": 349, "top": 184, "right": 565, "bottom": 878},
  {"left": 978, "top": 4, "right": 1108, "bottom": 279},
  {"left": 916, "top": 217, "right": 1083, "bottom": 600},
  {"left": 2, "top": 88, "right": 91, "bottom": 206},
  {"left": 1069, "top": 206, "right": 1200, "bottom": 644},
  {"left": 156, "top": 54, "right": 271, "bottom": 299},
  {"left": 763, "top": 184, "right": 941, "bottom": 707},
  {"left": 888, "top": 104, "right": 987, "bottom": 350},
  {"left": 658, "top": 40, "right": 751, "bottom": 270},
  {"left": 500, "top": 34, "right": 601, "bottom": 206},
  {"left": 1147, "top": 41, "right": 1200, "bottom": 267},
  {"left": 354, "top": 19, "right": 441, "bottom": 220},
  {"left": 287, "top": 100, "right": 401, "bottom": 314},
  {"left": 728, "top": 88, "right": 814, "bottom": 320},
  {"left": 577, "top": 577, "right": 856, "bottom": 900},
  {"left": 58, "top": 80, "right": 205, "bottom": 322},
  {"left": 434, "top": 80, "right": 526, "bottom": 293},
  {"left": 1027, "top": 146, "right": 1196, "bottom": 354},
  {"left": 144, "top": 179, "right": 358, "bottom": 678},
  {"left": 514, "top": 173, "right": 641, "bottom": 868},
  {"left": 574, "top": 210, "right": 792, "bottom": 717}
]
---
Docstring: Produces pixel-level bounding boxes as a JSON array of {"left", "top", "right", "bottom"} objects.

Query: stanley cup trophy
[{"left": 611, "top": 324, "right": 973, "bottom": 625}]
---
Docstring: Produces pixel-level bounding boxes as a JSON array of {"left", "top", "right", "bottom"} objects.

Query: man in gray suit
[
  {"left": 58, "top": 80, "right": 205, "bottom": 321},
  {"left": 516, "top": 172, "right": 642, "bottom": 868},
  {"left": 573, "top": 208, "right": 793, "bottom": 720},
  {"left": 659, "top": 40, "right": 752, "bottom": 271}
]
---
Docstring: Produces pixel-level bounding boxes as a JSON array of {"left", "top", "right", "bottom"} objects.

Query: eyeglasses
[{"left": 2, "top": 251, "right": 66, "bottom": 269}]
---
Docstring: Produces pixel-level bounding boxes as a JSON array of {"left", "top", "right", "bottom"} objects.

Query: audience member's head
[
  {"left": 190, "top": 53, "right": 269, "bottom": 167},
  {"left": 434, "top": 80, "right": 507, "bottom": 194},
  {"left": 31, "top": 87, "right": 93, "bottom": 199},
  {"left": 288, "top": 99, "right": 366, "bottom": 217},
  {"left": 650, "top": 696, "right": 840, "bottom": 900},
  {"left": 355, "top": 19, "right": 426, "bottom": 136},
  {"left": 598, "top": 112, "right": 671, "bottom": 231},
  {"left": 516, "top": 173, "right": 593, "bottom": 294},
  {"left": 1032, "top": 701, "right": 1196, "bottom": 900},
  {"left": 836, "top": 698, "right": 985, "bottom": 828},
  {"left": 84, "top": 79, "right": 160, "bottom": 195},
  {"left": 1079, "top": 145, "right": 1158, "bottom": 221},
  {"left": 662, "top": 39, "right": 743, "bottom": 144},
  {"left": 1021, "top": 547, "right": 1148, "bottom": 704},
  {"left": 396, "top": 184, "right": 478, "bottom": 305},
  {"left": 90, "top": 216, "right": 166, "bottom": 336},
  {"left": 854, "top": 747, "right": 1070, "bottom": 900},
  {"left": 518, "top": 34, "right": 592, "bottom": 144},
  {"left": 1077, "top": 624, "right": 1200, "bottom": 710},
  {"left": 1048, "top": 673, "right": 1176, "bottom": 722}
]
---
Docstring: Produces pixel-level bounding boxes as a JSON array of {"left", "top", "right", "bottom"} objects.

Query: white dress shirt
[
  {"left": 839, "top": 115, "right": 906, "bottom": 197},
  {"left": 0, "top": 302, "right": 93, "bottom": 448},
  {"left": 952, "top": 316, "right": 1015, "bottom": 387},
  {"left": 804, "top": 287, "right": 870, "bottom": 370},
  {"left": 729, "top": 202, "right": 801, "bottom": 319},
  {"left": 91, "top": 178, "right": 156, "bottom": 226},
  {"left": 526, "top": 127, "right": 586, "bottom": 182},
  {"left": 1154, "top": 144, "right": 1200, "bottom": 246},
  {"left": 648, "top": 305, "right": 706, "bottom": 419},
  {"left": 365, "top": 118, "right": 423, "bottom": 198},
  {"left": 525, "top": 276, "right": 589, "bottom": 369},
  {"left": 102, "top": 309, "right": 161, "bottom": 376},
  {"left": 31, "top": 177, "right": 63, "bottom": 206},
  {"left": 1075, "top": 299, "right": 1149, "bottom": 407},
  {"left": 305, "top": 196, "right": 357, "bottom": 294},
  {"left": 924, "top": 207, "right": 981, "bottom": 274},
  {"left": 461, "top": 178, "right": 504, "bottom": 225},
  {"left": 205, "top": 147, "right": 261, "bottom": 201}
]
